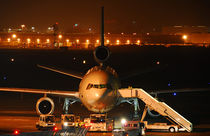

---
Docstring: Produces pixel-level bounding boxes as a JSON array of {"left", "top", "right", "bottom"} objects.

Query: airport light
[
  {"left": 46, "top": 39, "right": 50, "bottom": 43},
  {"left": 17, "top": 38, "right": 20, "bottom": 43},
  {"left": 116, "top": 40, "right": 120, "bottom": 45},
  {"left": 96, "top": 39, "right": 99, "bottom": 44},
  {"left": 53, "top": 126, "right": 58, "bottom": 131},
  {"left": 106, "top": 40, "right": 110, "bottom": 44},
  {"left": 137, "top": 40, "right": 140, "bottom": 45},
  {"left": 83, "top": 60, "right": 86, "bottom": 64},
  {"left": 182, "top": 35, "right": 188, "bottom": 40},
  {"left": 58, "top": 34, "right": 62, "bottom": 39},
  {"left": 66, "top": 39, "right": 69, "bottom": 43},
  {"left": 86, "top": 39, "right": 89, "bottom": 44},
  {"left": 13, "top": 130, "right": 20, "bottom": 135},
  {"left": 121, "top": 118, "right": 127, "bottom": 125},
  {"left": 37, "top": 38, "right": 40, "bottom": 44},
  {"left": 7, "top": 38, "right": 11, "bottom": 42},
  {"left": 12, "top": 34, "right": 17, "bottom": 39},
  {"left": 21, "top": 24, "right": 25, "bottom": 30},
  {"left": 27, "top": 38, "right": 31, "bottom": 44},
  {"left": 126, "top": 40, "right": 130, "bottom": 44},
  {"left": 76, "top": 39, "right": 79, "bottom": 44}
]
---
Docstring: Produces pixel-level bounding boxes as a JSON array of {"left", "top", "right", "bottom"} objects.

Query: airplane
[{"left": 0, "top": 8, "right": 207, "bottom": 130}]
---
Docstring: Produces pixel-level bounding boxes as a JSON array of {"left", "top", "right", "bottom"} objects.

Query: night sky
[{"left": 0, "top": 0, "right": 210, "bottom": 33}]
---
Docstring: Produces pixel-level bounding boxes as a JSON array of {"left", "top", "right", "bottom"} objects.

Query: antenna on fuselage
[{"left": 93, "top": 7, "right": 110, "bottom": 65}]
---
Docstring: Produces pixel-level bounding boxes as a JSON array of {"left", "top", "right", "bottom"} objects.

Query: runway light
[
  {"left": 13, "top": 130, "right": 20, "bottom": 135},
  {"left": 173, "top": 92, "right": 177, "bottom": 96},
  {"left": 11, "top": 58, "right": 15, "bottom": 62},
  {"left": 156, "top": 61, "right": 160, "bottom": 65}
]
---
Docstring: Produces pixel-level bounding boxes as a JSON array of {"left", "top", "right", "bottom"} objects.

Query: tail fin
[
  {"left": 93, "top": 7, "right": 110, "bottom": 65},
  {"left": 101, "top": 6, "right": 104, "bottom": 46}
]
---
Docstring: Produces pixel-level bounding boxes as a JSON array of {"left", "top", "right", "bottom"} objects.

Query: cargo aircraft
[{"left": 0, "top": 8, "right": 207, "bottom": 130}]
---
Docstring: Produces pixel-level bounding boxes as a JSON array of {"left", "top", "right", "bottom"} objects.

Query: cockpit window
[{"left": 86, "top": 83, "right": 112, "bottom": 90}]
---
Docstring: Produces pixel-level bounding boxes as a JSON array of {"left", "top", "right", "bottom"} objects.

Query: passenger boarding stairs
[{"left": 118, "top": 88, "right": 193, "bottom": 132}]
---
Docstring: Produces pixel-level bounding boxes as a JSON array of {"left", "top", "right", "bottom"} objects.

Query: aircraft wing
[
  {"left": 37, "top": 65, "right": 83, "bottom": 79},
  {"left": 0, "top": 87, "right": 79, "bottom": 98}
]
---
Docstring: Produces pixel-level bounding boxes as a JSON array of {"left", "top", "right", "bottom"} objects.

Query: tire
[{"left": 169, "top": 127, "right": 175, "bottom": 132}]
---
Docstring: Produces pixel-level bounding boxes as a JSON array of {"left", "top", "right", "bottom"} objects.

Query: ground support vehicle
[
  {"left": 89, "top": 114, "right": 107, "bottom": 131},
  {"left": 36, "top": 115, "right": 56, "bottom": 130},
  {"left": 61, "top": 114, "right": 76, "bottom": 129},
  {"left": 145, "top": 122, "right": 179, "bottom": 132},
  {"left": 123, "top": 120, "right": 145, "bottom": 136}
]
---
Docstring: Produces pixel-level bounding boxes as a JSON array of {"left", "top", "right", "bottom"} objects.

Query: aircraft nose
[{"left": 94, "top": 88, "right": 107, "bottom": 99}]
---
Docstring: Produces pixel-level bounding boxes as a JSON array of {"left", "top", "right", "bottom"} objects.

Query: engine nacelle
[
  {"left": 94, "top": 46, "right": 110, "bottom": 64},
  {"left": 36, "top": 97, "right": 55, "bottom": 115}
]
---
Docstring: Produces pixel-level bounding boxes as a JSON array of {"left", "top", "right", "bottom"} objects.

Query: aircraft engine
[
  {"left": 94, "top": 46, "right": 110, "bottom": 64},
  {"left": 147, "top": 108, "right": 160, "bottom": 117},
  {"left": 36, "top": 97, "right": 55, "bottom": 115}
]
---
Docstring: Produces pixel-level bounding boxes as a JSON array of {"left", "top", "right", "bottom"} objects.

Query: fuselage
[{"left": 78, "top": 66, "right": 120, "bottom": 113}]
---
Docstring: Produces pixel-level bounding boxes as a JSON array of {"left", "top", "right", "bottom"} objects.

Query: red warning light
[
  {"left": 13, "top": 130, "right": 20, "bottom": 135},
  {"left": 53, "top": 126, "right": 58, "bottom": 131}
]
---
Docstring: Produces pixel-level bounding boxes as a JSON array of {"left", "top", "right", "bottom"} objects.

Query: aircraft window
[
  {"left": 94, "top": 84, "right": 98, "bottom": 88},
  {"left": 86, "top": 84, "right": 93, "bottom": 89},
  {"left": 86, "top": 83, "right": 112, "bottom": 89},
  {"left": 100, "top": 84, "right": 106, "bottom": 88}
]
